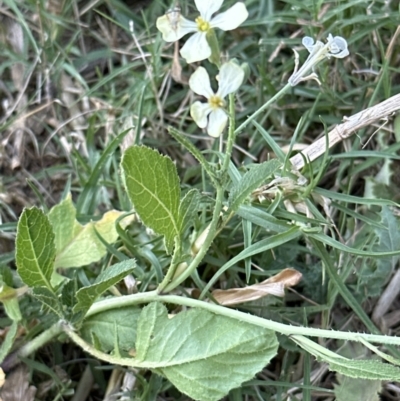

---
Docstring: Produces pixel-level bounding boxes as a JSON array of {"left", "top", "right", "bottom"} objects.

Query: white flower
[
  {"left": 288, "top": 34, "right": 349, "bottom": 86},
  {"left": 189, "top": 61, "right": 244, "bottom": 137},
  {"left": 156, "top": 1, "right": 248, "bottom": 63}
]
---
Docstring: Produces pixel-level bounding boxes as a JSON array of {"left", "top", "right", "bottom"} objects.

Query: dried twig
[{"left": 289, "top": 93, "right": 400, "bottom": 170}]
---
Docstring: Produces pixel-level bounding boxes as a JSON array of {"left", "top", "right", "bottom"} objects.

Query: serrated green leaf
[
  {"left": 61, "top": 278, "right": 78, "bottom": 309},
  {"left": 16, "top": 207, "right": 55, "bottom": 290},
  {"left": 122, "top": 146, "right": 181, "bottom": 253},
  {"left": 32, "top": 287, "right": 63, "bottom": 318},
  {"left": 334, "top": 375, "right": 381, "bottom": 401},
  {"left": 168, "top": 127, "right": 217, "bottom": 185},
  {"left": 328, "top": 358, "right": 400, "bottom": 380},
  {"left": 74, "top": 260, "right": 136, "bottom": 313},
  {"left": 81, "top": 306, "right": 141, "bottom": 353},
  {"left": 135, "top": 302, "right": 278, "bottom": 401},
  {"left": 292, "top": 335, "right": 400, "bottom": 381},
  {"left": 229, "top": 159, "right": 281, "bottom": 211},
  {"left": 178, "top": 189, "right": 201, "bottom": 235},
  {"left": 48, "top": 195, "right": 133, "bottom": 268},
  {"left": 0, "top": 320, "right": 18, "bottom": 364}
]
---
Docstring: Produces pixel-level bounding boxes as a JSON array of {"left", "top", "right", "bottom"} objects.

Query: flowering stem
[
  {"left": 161, "top": 186, "right": 225, "bottom": 293},
  {"left": 234, "top": 83, "right": 292, "bottom": 136},
  {"left": 221, "top": 93, "right": 236, "bottom": 175}
]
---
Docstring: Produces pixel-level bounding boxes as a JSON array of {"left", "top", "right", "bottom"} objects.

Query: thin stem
[
  {"left": 234, "top": 83, "right": 292, "bottom": 136},
  {"left": 161, "top": 186, "right": 225, "bottom": 293},
  {"left": 86, "top": 293, "right": 400, "bottom": 346},
  {"left": 157, "top": 240, "right": 182, "bottom": 292},
  {"left": 221, "top": 93, "right": 236, "bottom": 174}
]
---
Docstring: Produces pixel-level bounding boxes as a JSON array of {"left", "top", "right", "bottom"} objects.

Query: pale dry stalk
[{"left": 289, "top": 93, "right": 400, "bottom": 170}]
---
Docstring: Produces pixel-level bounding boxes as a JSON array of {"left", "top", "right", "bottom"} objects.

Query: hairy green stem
[
  {"left": 157, "top": 241, "right": 182, "bottom": 292},
  {"left": 1, "top": 322, "right": 63, "bottom": 372},
  {"left": 234, "top": 83, "right": 292, "bottom": 136},
  {"left": 161, "top": 186, "right": 225, "bottom": 293},
  {"left": 221, "top": 93, "right": 236, "bottom": 174},
  {"left": 85, "top": 293, "right": 400, "bottom": 346}
]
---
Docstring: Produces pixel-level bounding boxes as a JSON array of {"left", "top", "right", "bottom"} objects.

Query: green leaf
[
  {"left": 81, "top": 306, "right": 141, "bottom": 353},
  {"left": 292, "top": 335, "right": 400, "bottom": 381},
  {"left": 168, "top": 127, "right": 218, "bottom": 185},
  {"left": 358, "top": 207, "right": 400, "bottom": 297},
  {"left": 74, "top": 260, "right": 136, "bottom": 313},
  {"left": 334, "top": 375, "right": 381, "bottom": 401},
  {"left": 328, "top": 358, "right": 400, "bottom": 381},
  {"left": 135, "top": 302, "right": 278, "bottom": 401},
  {"left": 201, "top": 226, "right": 302, "bottom": 298},
  {"left": 48, "top": 195, "right": 133, "bottom": 268},
  {"left": 309, "top": 232, "right": 400, "bottom": 258},
  {"left": 0, "top": 320, "right": 18, "bottom": 364},
  {"left": 76, "top": 129, "right": 129, "bottom": 214},
  {"left": 32, "top": 287, "right": 63, "bottom": 318},
  {"left": 228, "top": 159, "right": 282, "bottom": 211},
  {"left": 375, "top": 206, "right": 400, "bottom": 259},
  {"left": 237, "top": 204, "right": 289, "bottom": 233},
  {"left": 0, "top": 279, "right": 22, "bottom": 321},
  {"left": 178, "top": 189, "right": 201, "bottom": 235},
  {"left": 122, "top": 145, "right": 181, "bottom": 253},
  {"left": 16, "top": 207, "right": 55, "bottom": 290}
]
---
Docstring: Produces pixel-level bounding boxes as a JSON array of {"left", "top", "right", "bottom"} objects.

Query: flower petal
[
  {"left": 195, "top": 0, "right": 223, "bottom": 21},
  {"left": 156, "top": 15, "right": 196, "bottom": 42},
  {"left": 329, "top": 36, "right": 349, "bottom": 58},
  {"left": 180, "top": 32, "right": 211, "bottom": 63},
  {"left": 191, "top": 101, "right": 213, "bottom": 129},
  {"left": 216, "top": 62, "right": 244, "bottom": 98},
  {"left": 210, "top": 3, "right": 248, "bottom": 31},
  {"left": 189, "top": 66, "right": 214, "bottom": 98},
  {"left": 302, "top": 37, "right": 315, "bottom": 53},
  {"left": 207, "top": 108, "right": 228, "bottom": 137}
]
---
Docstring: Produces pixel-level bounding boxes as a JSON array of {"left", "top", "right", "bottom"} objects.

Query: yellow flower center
[
  {"left": 208, "top": 95, "right": 225, "bottom": 109},
  {"left": 195, "top": 16, "right": 210, "bottom": 32}
]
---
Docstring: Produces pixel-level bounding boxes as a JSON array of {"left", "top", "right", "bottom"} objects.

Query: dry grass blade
[
  {"left": 212, "top": 268, "right": 302, "bottom": 306},
  {"left": 289, "top": 93, "right": 400, "bottom": 170}
]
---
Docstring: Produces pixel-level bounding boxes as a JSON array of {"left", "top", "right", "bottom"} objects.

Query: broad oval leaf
[
  {"left": 16, "top": 207, "right": 55, "bottom": 290},
  {"left": 122, "top": 146, "right": 181, "bottom": 253},
  {"left": 135, "top": 302, "right": 278, "bottom": 401}
]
